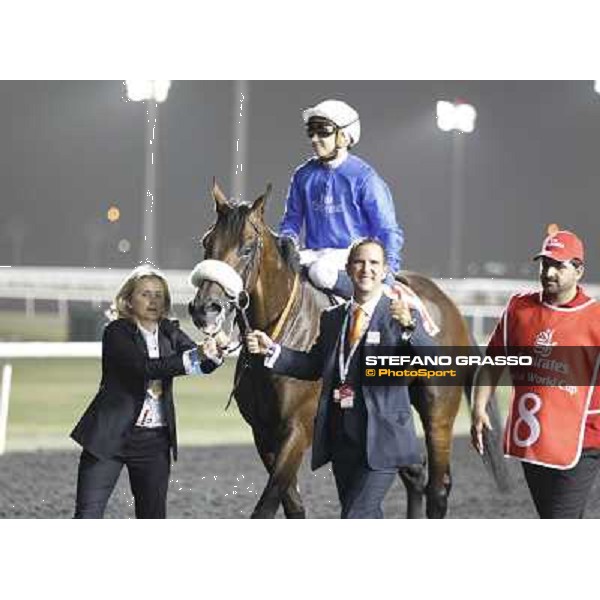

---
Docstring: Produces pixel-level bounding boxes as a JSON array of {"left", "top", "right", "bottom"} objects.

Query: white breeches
[{"left": 300, "top": 247, "right": 350, "bottom": 290}]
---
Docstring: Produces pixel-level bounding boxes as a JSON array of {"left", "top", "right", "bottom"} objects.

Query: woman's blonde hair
[{"left": 107, "top": 265, "right": 172, "bottom": 321}]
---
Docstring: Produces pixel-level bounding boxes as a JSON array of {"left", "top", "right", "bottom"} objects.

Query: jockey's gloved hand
[{"left": 280, "top": 234, "right": 299, "bottom": 250}]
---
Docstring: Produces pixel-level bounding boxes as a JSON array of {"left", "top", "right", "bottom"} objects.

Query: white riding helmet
[{"left": 302, "top": 99, "right": 361, "bottom": 147}]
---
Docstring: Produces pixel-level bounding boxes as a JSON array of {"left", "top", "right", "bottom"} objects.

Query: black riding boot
[{"left": 330, "top": 271, "right": 354, "bottom": 299}]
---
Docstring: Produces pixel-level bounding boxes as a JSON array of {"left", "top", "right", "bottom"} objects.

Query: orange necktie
[{"left": 348, "top": 305, "right": 366, "bottom": 347}]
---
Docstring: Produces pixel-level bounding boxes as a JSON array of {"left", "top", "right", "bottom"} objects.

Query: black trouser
[
  {"left": 331, "top": 434, "right": 396, "bottom": 519},
  {"left": 74, "top": 427, "right": 171, "bottom": 519},
  {"left": 303, "top": 265, "right": 354, "bottom": 300},
  {"left": 331, "top": 271, "right": 354, "bottom": 299},
  {"left": 521, "top": 448, "right": 600, "bottom": 519}
]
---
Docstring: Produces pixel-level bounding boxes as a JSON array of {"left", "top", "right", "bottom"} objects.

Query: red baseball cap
[{"left": 534, "top": 230, "right": 585, "bottom": 263}]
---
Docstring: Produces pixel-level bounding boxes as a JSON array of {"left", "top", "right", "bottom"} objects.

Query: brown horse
[{"left": 188, "top": 182, "right": 508, "bottom": 518}]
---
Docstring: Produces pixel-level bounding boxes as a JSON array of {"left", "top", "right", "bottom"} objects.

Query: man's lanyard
[{"left": 338, "top": 306, "right": 366, "bottom": 384}]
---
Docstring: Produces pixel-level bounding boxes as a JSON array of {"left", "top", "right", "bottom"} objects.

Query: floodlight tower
[
  {"left": 436, "top": 99, "right": 477, "bottom": 278},
  {"left": 231, "top": 81, "right": 249, "bottom": 203},
  {"left": 125, "top": 80, "right": 171, "bottom": 265}
]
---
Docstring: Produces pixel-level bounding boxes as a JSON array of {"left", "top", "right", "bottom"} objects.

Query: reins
[{"left": 268, "top": 272, "right": 300, "bottom": 341}]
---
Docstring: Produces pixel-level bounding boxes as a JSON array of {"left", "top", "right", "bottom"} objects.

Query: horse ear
[
  {"left": 251, "top": 183, "right": 272, "bottom": 216},
  {"left": 211, "top": 178, "right": 230, "bottom": 214}
]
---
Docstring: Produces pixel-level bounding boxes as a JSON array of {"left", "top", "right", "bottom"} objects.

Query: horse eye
[{"left": 240, "top": 246, "right": 253, "bottom": 258}]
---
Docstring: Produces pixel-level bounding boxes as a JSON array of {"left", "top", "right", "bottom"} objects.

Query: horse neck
[{"left": 249, "top": 231, "right": 296, "bottom": 333}]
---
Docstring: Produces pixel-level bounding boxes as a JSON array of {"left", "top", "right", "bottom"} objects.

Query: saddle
[{"left": 277, "top": 237, "right": 440, "bottom": 337}]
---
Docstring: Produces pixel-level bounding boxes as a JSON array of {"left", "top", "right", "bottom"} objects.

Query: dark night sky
[{"left": 1, "top": 80, "right": 599, "bottom": 279}]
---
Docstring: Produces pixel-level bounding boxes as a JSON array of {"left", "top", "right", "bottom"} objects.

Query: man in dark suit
[{"left": 247, "top": 238, "right": 436, "bottom": 518}]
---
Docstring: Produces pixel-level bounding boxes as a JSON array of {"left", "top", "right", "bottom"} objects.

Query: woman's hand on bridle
[
  {"left": 198, "top": 338, "right": 222, "bottom": 362},
  {"left": 214, "top": 331, "right": 231, "bottom": 352}
]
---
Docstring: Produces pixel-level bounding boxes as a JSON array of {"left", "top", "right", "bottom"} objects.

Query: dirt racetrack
[{"left": 2, "top": 436, "right": 600, "bottom": 518}]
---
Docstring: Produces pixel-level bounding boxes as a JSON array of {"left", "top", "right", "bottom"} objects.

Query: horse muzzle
[{"left": 188, "top": 297, "right": 233, "bottom": 336}]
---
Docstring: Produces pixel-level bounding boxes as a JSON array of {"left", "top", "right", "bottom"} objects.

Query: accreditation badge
[
  {"left": 333, "top": 384, "right": 355, "bottom": 409},
  {"left": 366, "top": 331, "right": 380, "bottom": 345}
]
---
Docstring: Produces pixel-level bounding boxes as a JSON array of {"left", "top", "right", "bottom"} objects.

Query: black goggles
[{"left": 306, "top": 123, "right": 337, "bottom": 139}]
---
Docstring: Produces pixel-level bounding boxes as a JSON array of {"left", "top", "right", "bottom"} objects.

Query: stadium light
[
  {"left": 124, "top": 80, "right": 171, "bottom": 265},
  {"left": 125, "top": 80, "right": 171, "bottom": 103},
  {"left": 436, "top": 98, "right": 477, "bottom": 277},
  {"left": 436, "top": 99, "right": 477, "bottom": 133},
  {"left": 231, "top": 81, "right": 249, "bottom": 203}
]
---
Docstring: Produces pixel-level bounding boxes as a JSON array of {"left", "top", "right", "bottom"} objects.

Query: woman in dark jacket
[{"left": 71, "top": 265, "right": 222, "bottom": 518}]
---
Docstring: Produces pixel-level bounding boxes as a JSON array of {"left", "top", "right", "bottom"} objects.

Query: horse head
[{"left": 188, "top": 180, "right": 273, "bottom": 337}]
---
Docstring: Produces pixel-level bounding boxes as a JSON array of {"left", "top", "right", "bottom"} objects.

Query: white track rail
[{"left": 0, "top": 364, "right": 13, "bottom": 455}]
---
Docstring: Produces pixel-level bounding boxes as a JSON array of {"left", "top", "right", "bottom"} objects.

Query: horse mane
[
  {"left": 274, "top": 233, "right": 301, "bottom": 274},
  {"left": 217, "top": 198, "right": 302, "bottom": 274}
]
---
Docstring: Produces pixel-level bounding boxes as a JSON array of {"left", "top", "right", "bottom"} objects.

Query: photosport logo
[{"left": 360, "top": 346, "right": 600, "bottom": 387}]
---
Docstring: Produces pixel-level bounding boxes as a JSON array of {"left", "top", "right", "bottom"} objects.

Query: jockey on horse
[
  {"left": 187, "top": 100, "right": 509, "bottom": 518},
  {"left": 279, "top": 100, "right": 405, "bottom": 297}
]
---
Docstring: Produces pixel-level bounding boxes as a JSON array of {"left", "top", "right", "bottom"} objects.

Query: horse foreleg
[
  {"left": 398, "top": 459, "right": 427, "bottom": 519},
  {"left": 281, "top": 474, "right": 305, "bottom": 519},
  {"left": 251, "top": 424, "right": 308, "bottom": 519},
  {"left": 425, "top": 431, "right": 452, "bottom": 519},
  {"left": 399, "top": 385, "right": 428, "bottom": 519},
  {"left": 423, "top": 387, "right": 460, "bottom": 519},
  {"left": 251, "top": 432, "right": 281, "bottom": 519}
]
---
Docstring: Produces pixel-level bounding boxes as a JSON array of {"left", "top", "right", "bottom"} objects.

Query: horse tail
[{"left": 463, "top": 334, "right": 512, "bottom": 493}]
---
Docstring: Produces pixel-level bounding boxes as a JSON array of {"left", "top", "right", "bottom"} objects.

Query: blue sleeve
[
  {"left": 271, "top": 346, "right": 324, "bottom": 381},
  {"left": 182, "top": 348, "right": 223, "bottom": 375},
  {"left": 278, "top": 170, "right": 304, "bottom": 245},
  {"left": 361, "top": 174, "right": 404, "bottom": 273}
]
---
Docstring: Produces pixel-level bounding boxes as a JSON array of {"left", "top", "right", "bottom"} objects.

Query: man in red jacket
[{"left": 471, "top": 230, "right": 600, "bottom": 518}]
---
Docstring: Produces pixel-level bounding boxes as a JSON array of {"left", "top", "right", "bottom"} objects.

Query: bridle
[
  {"left": 236, "top": 219, "right": 263, "bottom": 305},
  {"left": 232, "top": 219, "right": 300, "bottom": 342},
  {"left": 191, "top": 216, "right": 300, "bottom": 409},
  {"left": 190, "top": 217, "right": 263, "bottom": 356},
  {"left": 217, "top": 218, "right": 263, "bottom": 410}
]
